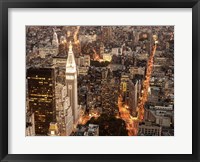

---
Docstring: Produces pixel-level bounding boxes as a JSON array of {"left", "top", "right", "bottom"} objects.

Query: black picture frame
[{"left": 0, "top": 0, "right": 199, "bottom": 161}]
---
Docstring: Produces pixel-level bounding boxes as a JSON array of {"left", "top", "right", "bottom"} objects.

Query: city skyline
[{"left": 26, "top": 26, "right": 174, "bottom": 136}]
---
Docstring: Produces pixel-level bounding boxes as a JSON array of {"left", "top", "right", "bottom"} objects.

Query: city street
[
  {"left": 118, "top": 44, "right": 157, "bottom": 136},
  {"left": 118, "top": 95, "right": 137, "bottom": 136},
  {"left": 137, "top": 44, "right": 157, "bottom": 121}
]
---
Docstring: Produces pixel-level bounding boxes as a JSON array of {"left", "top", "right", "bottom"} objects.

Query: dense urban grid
[{"left": 26, "top": 26, "right": 174, "bottom": 136}]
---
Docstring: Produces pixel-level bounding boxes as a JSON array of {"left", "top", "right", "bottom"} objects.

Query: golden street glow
[{"left": 118, "top": 44, "right": 157, "bottom": 136}]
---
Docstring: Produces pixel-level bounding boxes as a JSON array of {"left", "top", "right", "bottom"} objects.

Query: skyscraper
[
  {"left": 52, "top": 29, "right": 59, "bottom": 48},
  {"left": 128, "top": 79, "right": 138, "bottom": 117},
  {"left": 27, "top": 68, "right": 56, "bottom": 135},
  {"left": 66, "top": 41, "right": 79, "bottom": 126}
]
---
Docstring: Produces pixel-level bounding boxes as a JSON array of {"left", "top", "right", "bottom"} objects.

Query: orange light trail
[
  {"left": 118, "top": 44, "right": 157, "bottom": 136},
  {"left": 136, "top": 44, "right": 157, "bottom": 121}
]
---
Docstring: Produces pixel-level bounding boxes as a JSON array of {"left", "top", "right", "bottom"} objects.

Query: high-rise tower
[
  {"left": 27, "top": 68, "right": 56, "bottom": 135},
  {"left": 66, "top": 41, "right": 79, "bottom": 125},
  {"left": 52, "top": 29, "right": 59, "bottom": 48}
]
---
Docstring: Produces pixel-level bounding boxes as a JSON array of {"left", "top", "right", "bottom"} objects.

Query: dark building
[{"left": 27, "top": 68, "right": 56, "bottom": 135}]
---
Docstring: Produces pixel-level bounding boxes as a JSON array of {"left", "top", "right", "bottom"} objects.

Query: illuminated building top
[{"left": 66, "top": 41, "right": 76, "bottom": 73}]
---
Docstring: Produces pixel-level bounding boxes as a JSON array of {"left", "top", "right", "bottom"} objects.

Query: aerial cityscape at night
[{"left": 26, "top": 26, "right": 174, "bottom": 136}]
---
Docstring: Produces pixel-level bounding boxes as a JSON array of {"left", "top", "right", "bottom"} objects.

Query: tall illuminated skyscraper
[
  {"left": 66, "top": 41, "right": 79, "bottom": 125},
  {"left": 27, "top": 68, "right": 56, "bottom": 135}
]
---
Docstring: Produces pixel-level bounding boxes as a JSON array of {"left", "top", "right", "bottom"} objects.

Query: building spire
[
  {"left": 69, "top": 41, "right": 73, "bottom": 51},
  {"left": 66, "top": 41, "right": 76, "bottom": 73}
]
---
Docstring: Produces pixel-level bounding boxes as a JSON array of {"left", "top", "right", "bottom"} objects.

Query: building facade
[
  {"left": 65, "top": 42, "right": 80, "bottom": 126},
  {"left": 138, "top": 122, "right": 162, "bottom": 136},
  {"left": 27, "top": 68, "right": 56, "bottom": 135}
]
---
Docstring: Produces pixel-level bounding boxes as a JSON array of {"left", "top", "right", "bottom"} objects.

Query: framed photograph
[{"left": 0, "top": 0, "right": 199, "bottom": 161}]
